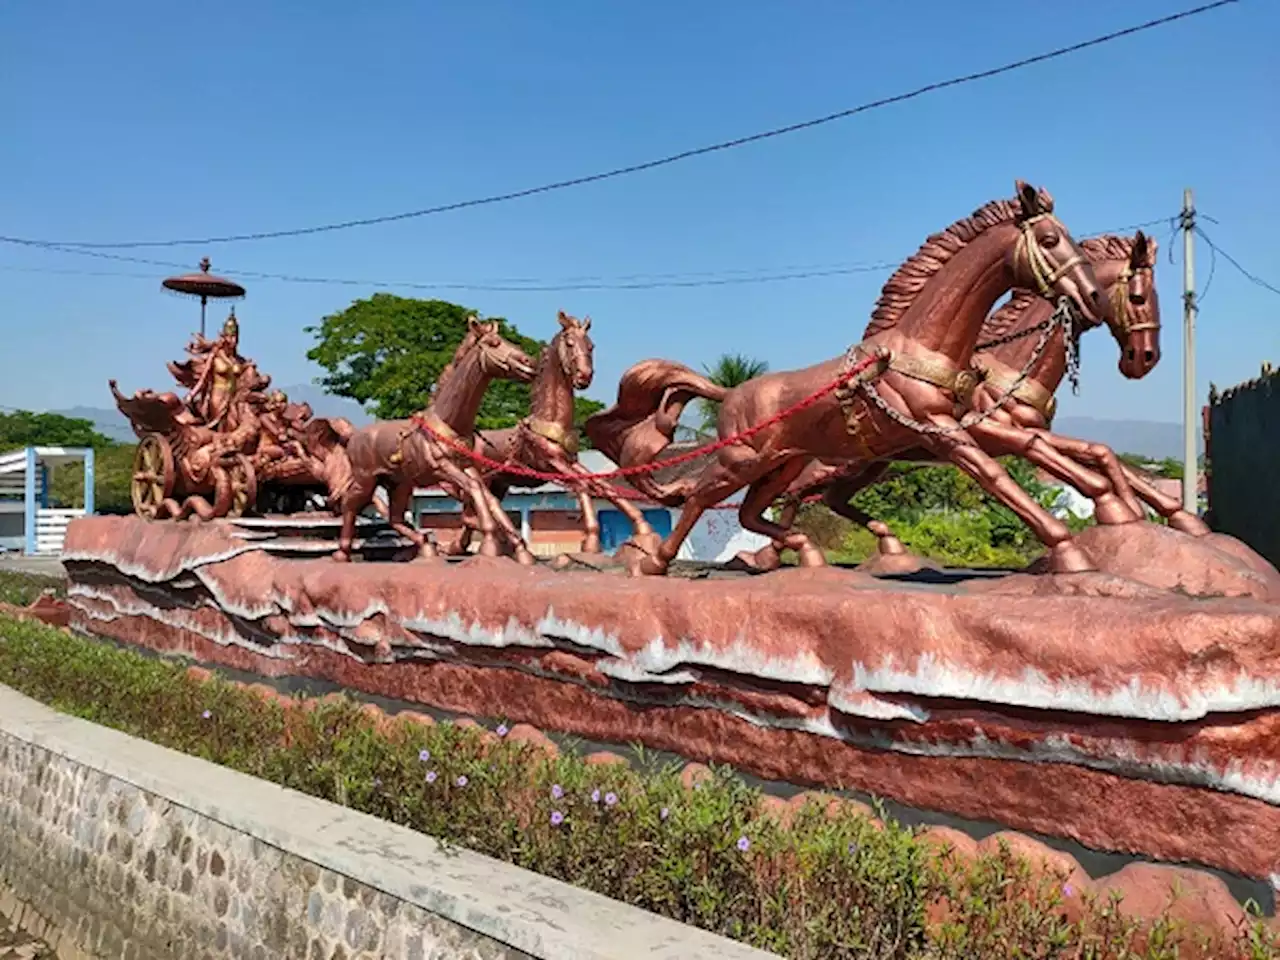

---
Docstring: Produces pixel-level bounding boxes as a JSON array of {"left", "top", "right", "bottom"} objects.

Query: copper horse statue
[
  {"left": 586, "top": 181, "right": 1108, "bottom": 576},
  {"left": 446, "top": 311, "right": 660, "bottom": 557},
  {"left": 752, "top": 231, "right": 1208, "bottom": 569},
  {"left": 332, "top": 317, "right": 538, "bottom": 563}
]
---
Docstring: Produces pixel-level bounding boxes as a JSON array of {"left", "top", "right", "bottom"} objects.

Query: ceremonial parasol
[{"left": 162, "top": 257, "right": 246, "bottom": 337}]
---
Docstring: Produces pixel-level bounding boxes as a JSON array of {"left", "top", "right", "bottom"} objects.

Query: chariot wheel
[
  {"left": 131, "top": 434, "right": 175, "bottom": 520},
  {"left": 225, "top": 454, "right": 258, "bottom": 519}
]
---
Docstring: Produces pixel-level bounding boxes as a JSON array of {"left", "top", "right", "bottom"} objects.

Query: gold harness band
[
  {"left": 525, "top": 417, "right": 580, "bottom": 457},
  {"left": 973, "top": 357, "right": 1057, "bottom": 423}
]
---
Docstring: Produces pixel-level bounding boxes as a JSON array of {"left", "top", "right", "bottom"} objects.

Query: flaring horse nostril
[
  {"left": 1090, "top": 289, "right": 1100, "bottom": 303},
  {"left": 1125, "top": 348, "right": 1136, "bottom": 361},
  {"left": 1144, "top": 350, "right": 1155, "bottom": 363}
]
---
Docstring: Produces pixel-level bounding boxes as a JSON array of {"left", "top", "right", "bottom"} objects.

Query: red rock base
[{"left": 60, "top": 516, "right": 1280, "bottom": 892}]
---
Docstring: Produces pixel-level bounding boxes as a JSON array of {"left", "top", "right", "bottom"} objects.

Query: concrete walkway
[{"left": 0, "top": 556, "right": 64, "bottom": 579}]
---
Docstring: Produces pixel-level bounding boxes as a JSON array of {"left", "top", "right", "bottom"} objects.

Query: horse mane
[
  {"left": 976, "top": 291, "right": 1041, "bottom": 344},
  {"left": 1080, "top": 233, "right": 1136, "bottom": 263},
  {"left": 976, "top": 233, "right": 1140, "bottom": 344},
  {"left": 864, "top": 193, "right": 1037, "bottom": 338},
  {"left": 430, "top": 325, "right": 482, "bottom": 398}
]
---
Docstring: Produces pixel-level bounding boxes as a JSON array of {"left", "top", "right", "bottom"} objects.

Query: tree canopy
[
  {"left": 0, "top": 410, "right": 112, "bottom": 451},
  {"left": 305, "top": 294, "right": 603, "bottom": 435},
  {"left": 0, "top": 410, "right": 134, "bottom": 514}
]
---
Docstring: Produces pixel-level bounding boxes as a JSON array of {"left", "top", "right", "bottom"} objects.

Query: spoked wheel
[
  {"left": 225, "top": 454, "right": 258, "bottom": 518},
  {"left": 131, "top": 434, "right": 175, "bottom": 520}
]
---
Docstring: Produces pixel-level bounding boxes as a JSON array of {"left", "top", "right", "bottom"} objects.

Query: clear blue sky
[{"left": 1, "top": 0, "right": 1276, "bottom": 423}]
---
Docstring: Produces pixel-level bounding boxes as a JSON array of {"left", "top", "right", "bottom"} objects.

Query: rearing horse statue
[
  {"left": 332, "top": 316, "right": 537, "bottom": 563},
  {"left": 749, "top": 230, "right": 1206, "bottom": 570},
  {"left": 586, "top": 181, "right": 1108, "bottom": 575}
]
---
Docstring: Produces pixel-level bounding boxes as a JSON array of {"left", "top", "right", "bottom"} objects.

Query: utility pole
[{"left": 1181, "top": 189, "right": 1198, "bottom": 514}]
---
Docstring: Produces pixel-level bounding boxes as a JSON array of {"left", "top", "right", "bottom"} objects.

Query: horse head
[
  {"left": 1113, "top": 230, "right": 1161, "bottom": 380},
  {"left": 1009, "top": 180, "right": 1106, "bottom": 329},
  {"left": 466, "top": 315, "right": 537, "bottom": 383},
  {"left": 553, "top": 310, "right": 595, "bottom": 391}
]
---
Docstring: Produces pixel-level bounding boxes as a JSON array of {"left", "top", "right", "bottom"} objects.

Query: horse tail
[{"left": 585, "top": 359, "right": 727, "bottom": 506}]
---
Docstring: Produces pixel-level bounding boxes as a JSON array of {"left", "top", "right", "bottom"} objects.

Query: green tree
[
  {"left": 0, "top": 410, "right": 109, "bottom": 451},
  {"left": 305, "top": 294, "right": 603, "bottom": 438},
  {"left": 0, "top": 410, "right": 134, "bottom": 513},
  {"left": 697, "top": 353, "right": 770, "bottom": 436}
]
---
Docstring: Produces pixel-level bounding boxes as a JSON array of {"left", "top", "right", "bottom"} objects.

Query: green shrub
[
  {"left": 0, "top": 570, "right": 65, "bottom": 607},
  {"left": 0, "top": 616, "right": 1274, "bottom": 959}
]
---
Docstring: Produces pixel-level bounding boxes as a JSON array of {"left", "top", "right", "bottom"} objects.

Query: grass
[
  {"left": 0, "top": 606, "right": 1276, "bottom": 958},
  {"left": 0, "top": 569, "right": 65, "bottom": 606}
]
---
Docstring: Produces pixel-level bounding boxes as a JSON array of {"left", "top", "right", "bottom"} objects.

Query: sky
[{"left": 1, "top": 0, "right": 1276, "bottom": 425}]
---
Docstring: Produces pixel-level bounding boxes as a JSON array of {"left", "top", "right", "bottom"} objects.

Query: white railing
[{"left": 34, "top": 508, "right": 83, "bottom": 555}]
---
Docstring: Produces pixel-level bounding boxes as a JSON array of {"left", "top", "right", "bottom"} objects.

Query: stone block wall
[{"left": 0, "top": 684, "right": 774, "bottom": 960}]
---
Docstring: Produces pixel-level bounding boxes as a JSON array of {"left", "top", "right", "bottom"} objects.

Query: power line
[
  {"left": 0, "top": 214, "right": 1178, "bottom": 291},
  {"left": 4, "top": 0, "right": 1238, "bottom": 251},
  {"left": 0, "top": 259, "right": 899, "bottom": 291},
  {"left": 0, "top": 211, "right": 1176, "bottom": 291},
  {"left": 1193, "top": 226, "right": 1280, "bottom": 298}
]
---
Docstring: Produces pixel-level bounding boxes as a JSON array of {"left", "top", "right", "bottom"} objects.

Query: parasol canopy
[{"left": 162, "top": 257, "right": 245, "bottom": 335}]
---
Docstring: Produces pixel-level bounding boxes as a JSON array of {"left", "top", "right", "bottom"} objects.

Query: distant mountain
[
  {"left": 1051, "top": 417, "right": 1203, "bottom": 462},
  {"left": 48, "top": 405, "right": 137, "bottom": 443}
]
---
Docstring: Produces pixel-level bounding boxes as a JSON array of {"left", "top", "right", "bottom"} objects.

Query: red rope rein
[{"left": 411, "top": 351, "right": 883, "bottom": 487}]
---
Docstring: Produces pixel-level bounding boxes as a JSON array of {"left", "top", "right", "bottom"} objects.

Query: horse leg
[
  {"left": 1028, "top": 431, "right": 1208, "bottom": 535},
  {"left": 474, "top": 479, "right": 535, "bottom": 565},
  {"left": 924, "top": 418, "right": 1094, "bottom": 573},
  {"left": 736, "top": 460, "right": 826, "bottom": 571},
  {"left": 627, "top": 445, "right": 786, "bottom": 577},
  {"left": 1115, "top": 463, "right": 1209, "bottom": 535},
  {"left": 575, "top": 489, "right": 602, "bottom": 553},
  {"left": 967, "top": 420, "right": 1141, "bottom": 526},
  {"left": 819, "top": 462, "right": 909, "bottom": 555},
  {"left": 387, "top": 480, "right": 435, "bottom": 560},
  {"left": 561, "top": 457, "right": 659, "bottom": 554},
  {"left": 335, "top": 475, "right": 376, "bottom": 562}
]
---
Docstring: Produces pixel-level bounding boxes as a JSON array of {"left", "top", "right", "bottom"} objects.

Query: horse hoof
[
  {"left": 867, "top": 520, "right": 891, "bottom": 537},
  {"left": 634, "top": 555, "right": 668, "bottom": 577},
  {"left": 1046, "top": 541, "right": 1095, "bottom": 574},
  {"left": 629, "top": 531, "right": 663, "bottom": 556},
  {"left": 582, "top": 536, "right": 602, "bottom": 554},
  {"left": 478, "top": 539, "right": 502, "bottom": 558},
  {"left": 1168, "top": 511, "right": 1210, "bottom": 536},
  {"left": 731, "top": 545, "right": 780, "bottom": 573},
  {"left": 876, "top": 535, "right": 908, "bottom": 557},
  {"left": 796, "top": 545, "right": 827, "bottom": 568},
  {"left": 1093, "top": 494, "right": 1142, "bottom": 526},
  {"left": 515, "top": 549, "right": 537, "bottom": 566},
  {"left": 332, "top": 550, "right": 351, "bottom": 563}
]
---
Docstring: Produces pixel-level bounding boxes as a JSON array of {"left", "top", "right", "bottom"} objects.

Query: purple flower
[
  {"left": 201, "top": 710, "right": 212, "bottom": 720},
  {"left": 847, "top": 842, "right": 859, "bottom": 857},
  {"left": 590, "top": 789, "right": 601, "bottom": 804},
  {"left": 425, "top": 771, "right": 437, "bottom": 784},
  {"left": 660, "top": 807, "right": 670, "bottom": 821},
  {"left": 496, "top": 724, "right": 509, "bottom": 737},
  {"left": 551, "top": 784, "right": 564, "bottom": 800},
  {"left": 550, "top": 810, "right": 565, "bottom": 827},
  {"left": 736, "top": 836, "right": 751, "bottom": 853},
  {"left": 1063, "top": 883, "right": 1075, "bottom": 897},
  {"left": 604, "top": 792, "right": 618, "bottom": 807},
  {"left": 455, "top": 775, "right": 468, "bottom": 788},
  {"left": 373, "top": 778, "right": 382, "bottom": 788},
  {"left": 418, "top": 749, "right": 430, "bottom": 763}
]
